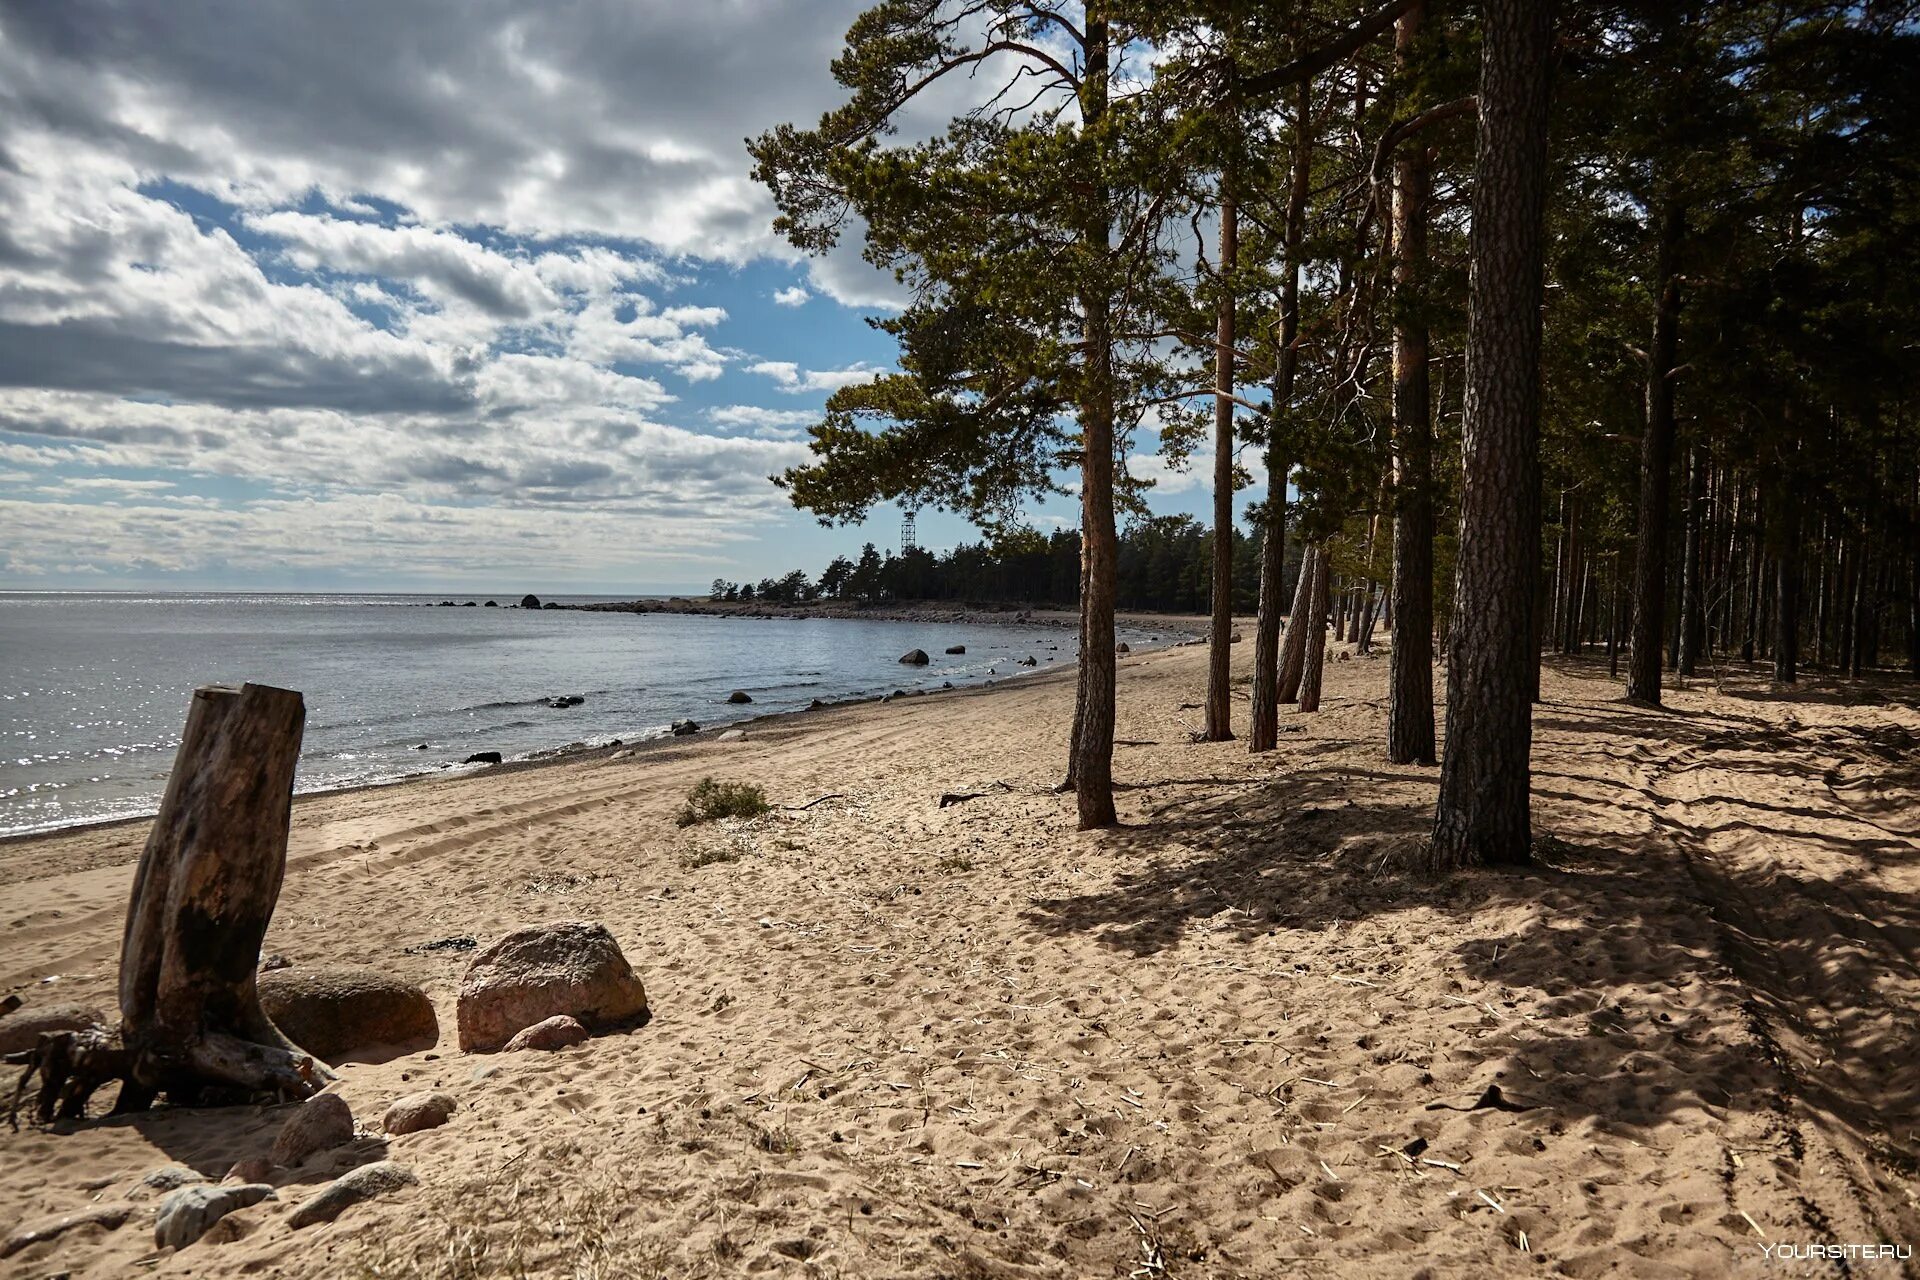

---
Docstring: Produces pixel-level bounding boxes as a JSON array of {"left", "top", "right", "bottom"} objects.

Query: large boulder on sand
[
  {"left": 0, "top": 1002, "right": 107, "bottom": 1054},
  {"left": 898, "top": 649, "right": 930, "bottom": 665},
  {"left": 258, "top": 967, "right": 438, "bottom": 1063},
  {"left": 456, "top": 921, "right": 648, "bottom": 1052}
]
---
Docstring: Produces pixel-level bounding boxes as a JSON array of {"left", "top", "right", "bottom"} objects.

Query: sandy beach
[{"left": 2, "top": 636, "right": 1916, "bottom": 1278}]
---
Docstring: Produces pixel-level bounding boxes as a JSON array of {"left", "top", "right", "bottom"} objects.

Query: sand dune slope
[{"left": 1, "top": 640, "right": 1915, "bottom": 1278}]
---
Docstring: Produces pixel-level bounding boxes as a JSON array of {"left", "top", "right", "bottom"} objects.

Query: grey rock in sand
[
  {"left": 456, "top": 920, "right": 648, "bottom": 1052},
  {"left": 258, "top": 967, "right": 437, "bottom": 1062},
  {"left": 671, "top": 719, "right": 699, "bottom": 736},
  {"left": 465, "top": 751, "right": 503, "bottom": 764},
  {"left": 288, "top": 1162, "right": 417, "bottom": 1229},
  {"left": 154, "top": 1183, "right": 275, "bottom": 1250},
  {"left": 271, "top": 1092, "right": 354, "bottom": 1167},
  {"left": 382, "top": 1090, "right": 457, "bottom": 1135}
]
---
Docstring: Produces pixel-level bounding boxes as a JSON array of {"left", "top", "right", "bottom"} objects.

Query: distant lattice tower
[{"left": 901, "top": 509, "right": 918, "bottom": 555}]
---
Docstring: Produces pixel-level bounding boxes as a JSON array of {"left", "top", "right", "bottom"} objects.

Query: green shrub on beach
[{"left": 676, "top": 778, "right": 771, "bottom": 827}]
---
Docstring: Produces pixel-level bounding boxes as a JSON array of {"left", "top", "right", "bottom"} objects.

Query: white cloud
[
  {"left": 772, "top": 285, "right": 809, "bottom": 307},
  {"left": 747, "top": 360, "right": 886, "bottom": 394},
  {"left": 1126, "top": 453, "right": 1202, "bottom": 495}
]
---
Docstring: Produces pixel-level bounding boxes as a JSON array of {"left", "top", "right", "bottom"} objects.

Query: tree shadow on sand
[{"left": 1022, "top": 684, "right": 1920, "bottom": 1238}]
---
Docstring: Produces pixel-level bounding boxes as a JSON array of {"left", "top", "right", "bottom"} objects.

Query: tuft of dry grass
[{"left": 675, "top": 778, "right": 771, "bottom": 827}]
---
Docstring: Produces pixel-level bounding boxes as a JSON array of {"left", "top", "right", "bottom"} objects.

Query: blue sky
[{"left": 0, "top": 0, "right": 1251, "bottom": 594}]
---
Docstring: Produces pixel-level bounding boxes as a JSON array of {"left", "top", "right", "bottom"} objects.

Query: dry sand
[{"left": 1, "top": 637, "right": 1916, "bottom": 1278}]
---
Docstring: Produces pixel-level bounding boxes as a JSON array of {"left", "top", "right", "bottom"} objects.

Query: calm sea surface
[{"left": 0, "top": 592, "right": 1171, "bottom": 837}]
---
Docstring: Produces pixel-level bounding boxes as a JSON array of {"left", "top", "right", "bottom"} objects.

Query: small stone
[
  {"left": 944, "top": 644, "right": 965, "bottom": 654},
  {"left": 718, "top": 729, "right": 746, "bottom": 742},
  {"left": 726, "top": 690, "right": 753, "bottom": 704},
  {"left": 503, "top": 1014, "right": 590, "bottom": 1052},
  {"left": 670, "top": 719, "right": 699, "bottom": 736},
  {"left": 382, "top": 1090, "right": 457, "bottom": 1135},
  {"left": 465, "top": 751, "right": 504, "bottom": 765},
  {"left": 258, "top": 953, "right": 291, "bottom": 972},
  {"left": 2, "top": 1204, "right": 133, "bottom": 1259},
  {"left": 270, "top": 1092, "right": 354, "bottom": 1167},
  {"left": 287, "top": 1162, "right": 417, "bottom": 1229},
  {"left": 154, "top": 1183, "right": 275, "bottom": 1250}
]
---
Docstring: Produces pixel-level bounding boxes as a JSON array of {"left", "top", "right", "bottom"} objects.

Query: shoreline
[{"left": 0, "top": 611, "right": 1203, "bottom": 849}]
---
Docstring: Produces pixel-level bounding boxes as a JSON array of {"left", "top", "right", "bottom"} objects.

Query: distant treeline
[{"left": 710, "top": 516, "right": 1305, "bottom": 614}]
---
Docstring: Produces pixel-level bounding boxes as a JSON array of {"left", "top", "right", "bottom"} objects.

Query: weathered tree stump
[{"left": 8, "top": 683, "right": 332, "bottom": 1124}]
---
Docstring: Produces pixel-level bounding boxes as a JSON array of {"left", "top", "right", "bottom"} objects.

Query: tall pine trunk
[
  {"left": 1427, "top": 0, "right": 1552, "bottom": 871},
  {"left": 1677, "top": 442, "right": 1707, "bottom": 676},
  {"left": 1387, "top": 3, "right": 1437, "bottom": 765},
  {"left": 1627, "top": 198, "right": 1685, "bottom": 703},
  {"left": 1298, "top": 551, "right": 1333, "bottom": 713},
  {"left": 1773, "top": 483, "right": 1801, "bottom": 684},
  {"left": 1278, "top": 544, "right": 1318, "bottom": 702},
  {"left": 1250, "top": 80, "right": 1313, "bottom": 752},
  {"left": 1203, "top": 173, "right": 1240, "bottom": 741},
  {"left": 1070, "top": 12, "right": 1118, "bottom": 829}
]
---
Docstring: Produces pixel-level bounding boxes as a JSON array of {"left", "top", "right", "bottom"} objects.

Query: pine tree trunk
[
  {"left": 1299, "top": 551, "right": 1333, "bottom": 713},
  {"left": 1677, "top": 442, "right": 1707, "bottom": 676},
  {"left": 1626, "top": 198, "right": 1685, "bottom": 703},
  {"left": 1773, "top": 494, "right": 1801, "bottom": 684},
  {"left": 1250, "top": 81, "right": 1312, "bottom": 752},
  {"left": 1427, "top": 0, "right": 1552, "bottom": 871},
  {"left": 1203, "top": 173, "right": 1239, "bottom": 742},
  {"left": 1848, "top": 539, "right": 1871, "bottom": 678},
  {"left": 1277, "top": 543, "right": 1318, "bottom": 703},
  {"left": 1387, "top": 1, "right": 1437, "bottom": 764},
  {"left": 1070, "top": 12, "right": 1118, "bottom": 829},
  {"left": 1743, "top": 485, "right": 1764, "bottom": 663}
]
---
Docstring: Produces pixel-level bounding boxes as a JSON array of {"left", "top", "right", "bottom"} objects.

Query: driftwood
[{"left": 9, "top": 683, "right": 332, "bottom": 1125}]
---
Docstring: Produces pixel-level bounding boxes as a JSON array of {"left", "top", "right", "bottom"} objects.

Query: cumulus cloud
[
  {"left": 1126, "top": 453, "right": 1202, "bottom": 495},
  {"left": 707, "top": 404, "right": 820, "bottom": 441},
  {"left": 0, "top": 0, "right": 965, "bottom": 584},
  {"left": 748, "top": 360, "right": 886, "bottom": 394}
]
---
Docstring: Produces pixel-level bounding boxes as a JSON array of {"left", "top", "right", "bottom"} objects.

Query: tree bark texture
[
  {"left": 1428, "top": 0, "right": 1552, "bottom": 871},
  {"left": 1627, "top": 198, "right": 1685, "bottom": 703},
  {"left": 1387, "top": 5, "right": 1437, "bottom": 763},
  {"left": 1204, "top": 174, "right": 1240, "bottom": 741},
  {"left": 1250, "top": 78, "right": 1313, "bottom": 753}
]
